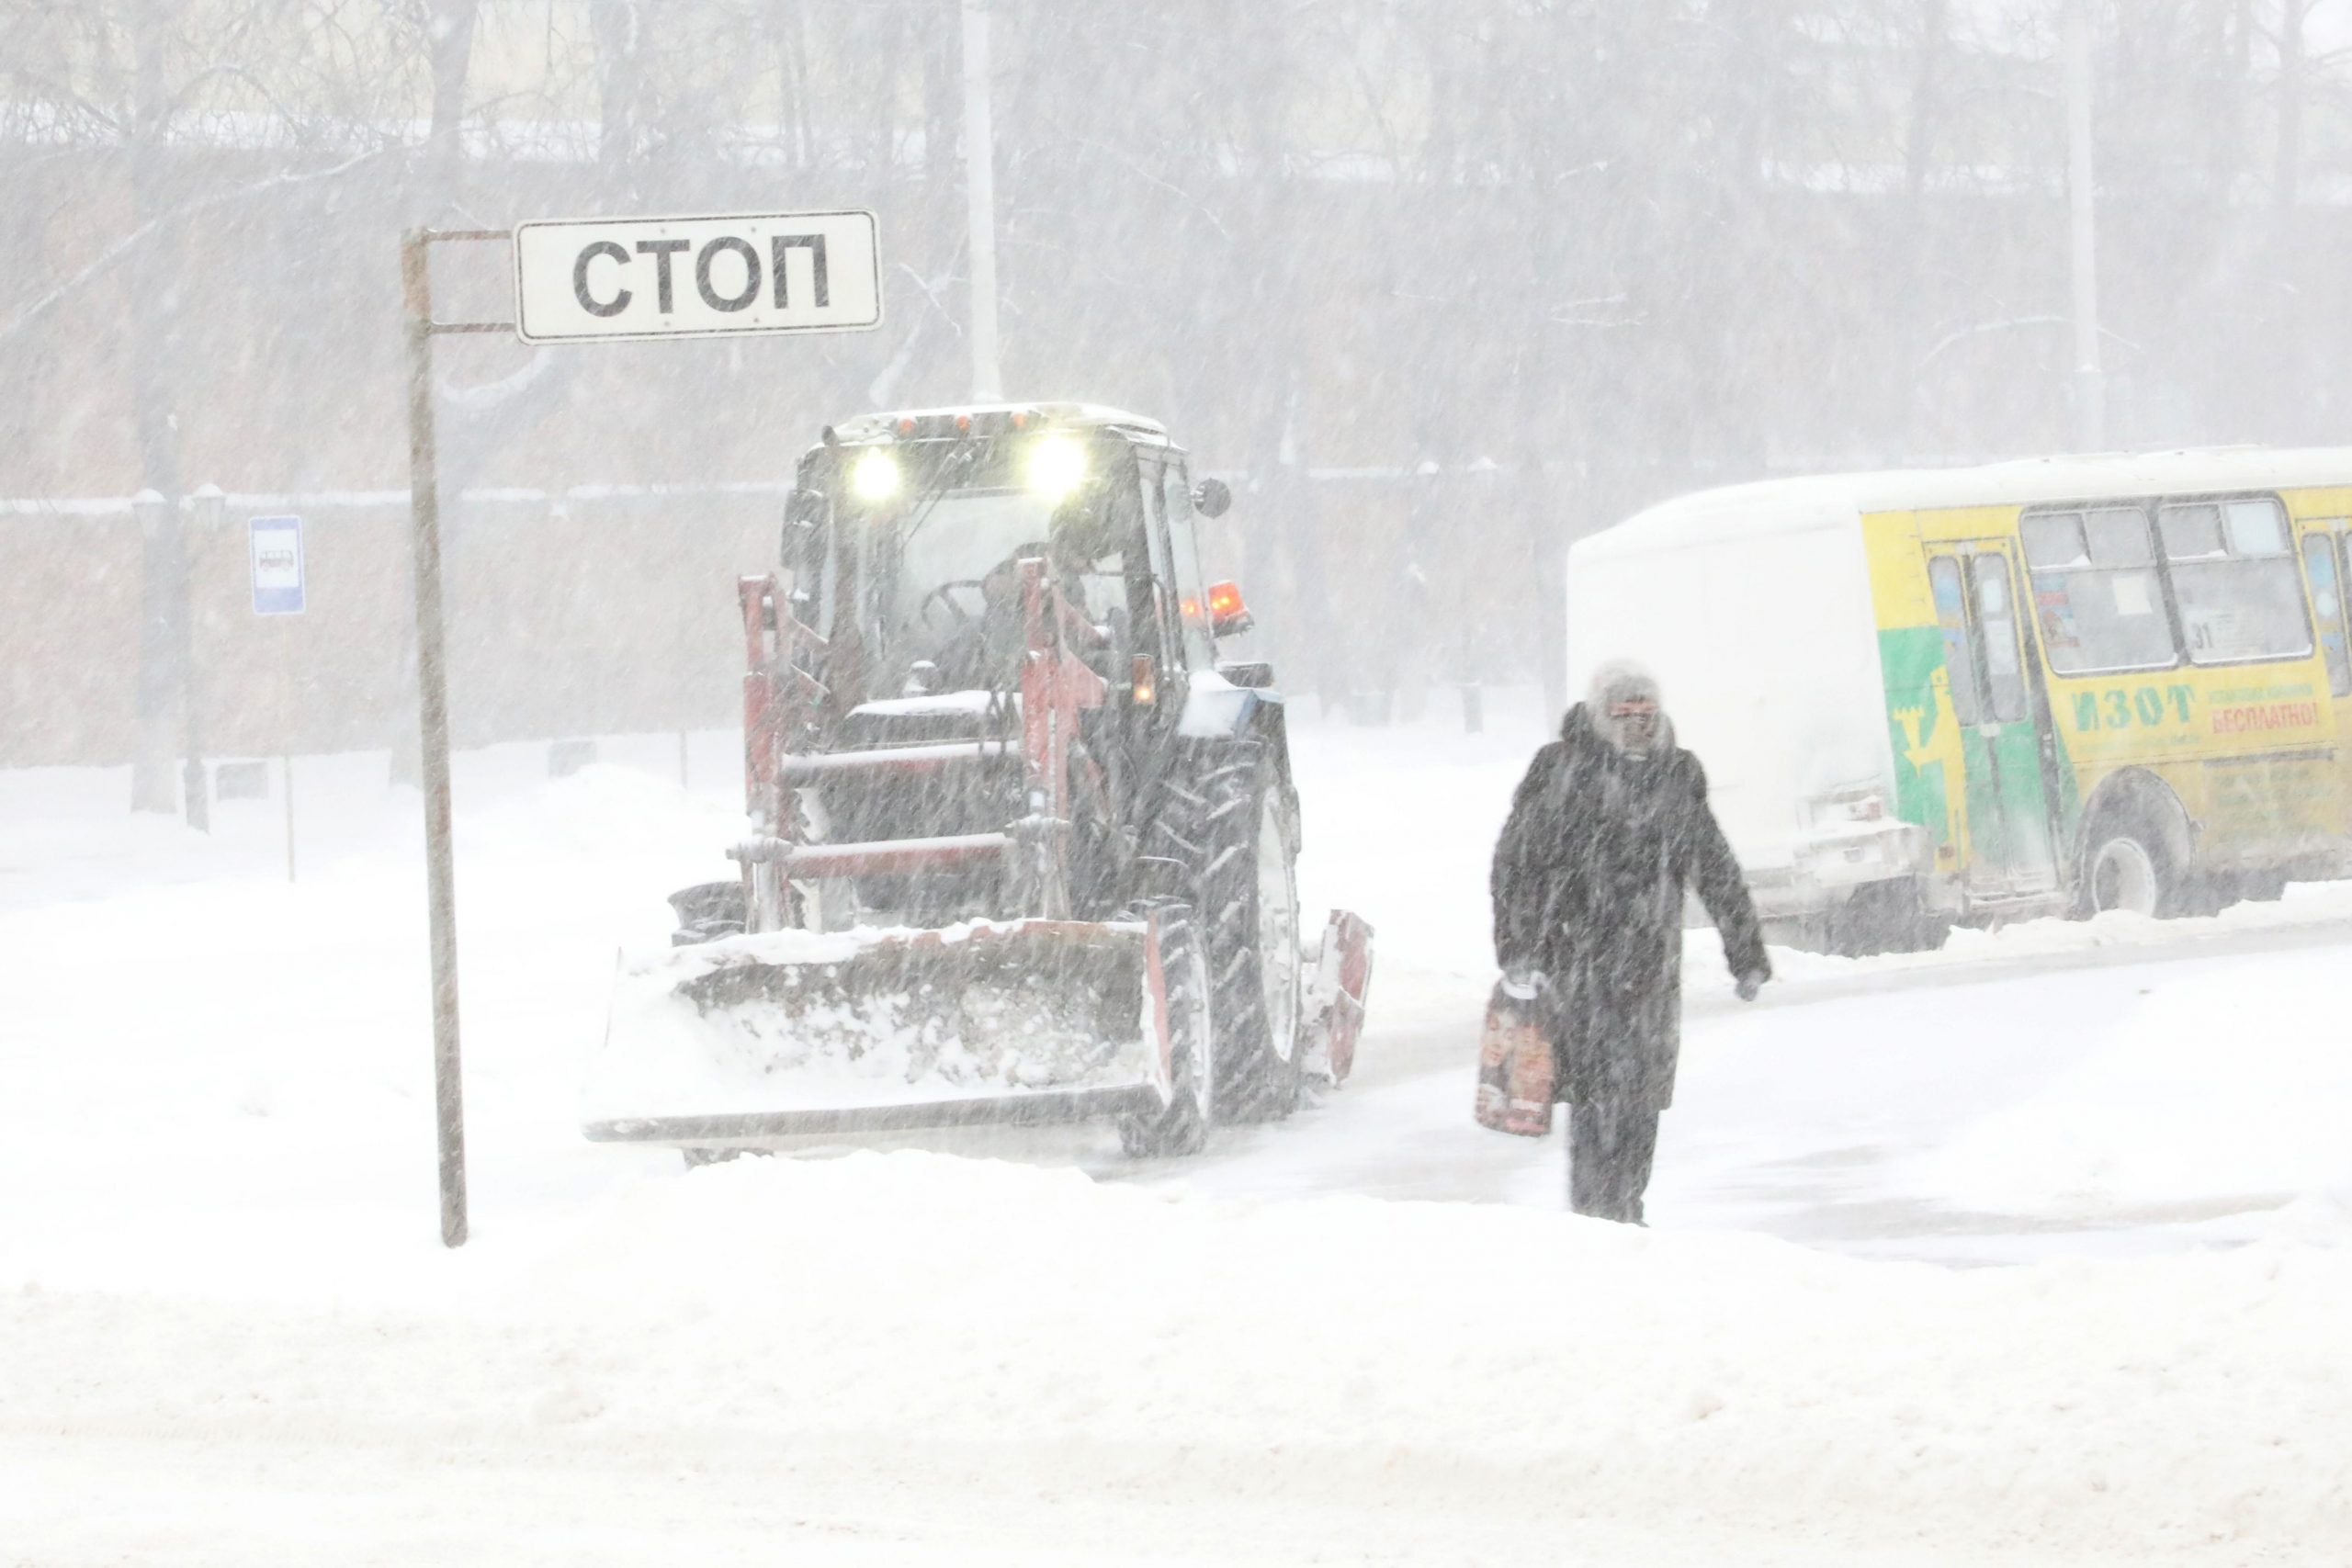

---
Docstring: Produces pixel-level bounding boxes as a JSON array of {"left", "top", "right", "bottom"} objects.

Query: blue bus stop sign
[{"left": 249, "top": 515, "right": 305, "bottom": 615}]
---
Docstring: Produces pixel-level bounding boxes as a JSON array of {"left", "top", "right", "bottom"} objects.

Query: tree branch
[{"left": 0, "top": 144, "right": 390, "bottom": 348}]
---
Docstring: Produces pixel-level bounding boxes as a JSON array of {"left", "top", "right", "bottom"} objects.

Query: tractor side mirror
[
  {"left": 782, "top": 488, "right": 828, "bottom": 559},
  {"left": 1192, "top": 478, "right": 1232, "bottom": 518},
  {"left": 786, "top": 488, "right": 828, "bottom": 526},
  {"left": 780, "top": 486, "right": 828, "bottom": 573}
]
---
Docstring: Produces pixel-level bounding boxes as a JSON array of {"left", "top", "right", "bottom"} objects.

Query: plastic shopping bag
[{"left": 1473, "top": 980, "right": 1555, "bottom": 1137}]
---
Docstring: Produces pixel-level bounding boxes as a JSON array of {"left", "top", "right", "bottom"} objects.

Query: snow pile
[
  {"left": 2265, "top": 1183, "right": 2352, "bottom": 1248},
  {"left": 1755, "top": 881, "right": 2352, "bottom": 992},
  {"left": 10, "top": 1151, "right": 2352, "bottom": 1563},
  {"left": 1899, "top": 948, "right": 2352, "bottom": 1214},
  {"left": 508, "top": 1156, "right": 2352, "bottom": 1552},
  {"left": 458, "top": 759, "right": 748, "bottom": 864}
]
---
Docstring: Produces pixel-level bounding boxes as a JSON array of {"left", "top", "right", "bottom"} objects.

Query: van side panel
[{"left": 1566, "top": 512, "right": 1891, "bottom": 881}]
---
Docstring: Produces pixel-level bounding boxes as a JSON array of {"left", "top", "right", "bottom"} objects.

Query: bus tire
[
  {"left": 1824, "top": 880, "right": 1951, "bottom": 955},
  {"left": 2245, "top": 870, "right": 2289, "bottom": 902},
  {"left": 2077, "top": 824, "right": 2171, "bottom": 919}
]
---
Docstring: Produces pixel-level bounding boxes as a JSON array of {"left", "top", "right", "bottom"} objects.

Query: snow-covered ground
[{"left": 7, "top": 692, "right": 2352, "bottom": 1563}]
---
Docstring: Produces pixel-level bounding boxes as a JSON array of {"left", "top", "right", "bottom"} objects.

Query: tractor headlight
[
  {"left": 1026, "top": 434, "right": 1087, "bottom": 499},
  {"left": 850, "top": 447, "right": 900, "bottom": 503}
]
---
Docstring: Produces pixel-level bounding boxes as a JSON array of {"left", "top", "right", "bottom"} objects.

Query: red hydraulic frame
[{"left": 729, "top": 556, "right": 1106, "bottom": 930}]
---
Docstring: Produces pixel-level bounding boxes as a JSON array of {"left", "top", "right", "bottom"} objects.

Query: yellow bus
[{"left": 1565, "top": 449, "right": 2352, "bottom": 951}]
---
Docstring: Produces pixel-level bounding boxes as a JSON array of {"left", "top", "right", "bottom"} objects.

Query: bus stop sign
[
  {"left": 513, "top": 209, "right": 881, "bottom": 344},
  {"left": 249, "top": 514, "right": 305, "bottom": 615}
]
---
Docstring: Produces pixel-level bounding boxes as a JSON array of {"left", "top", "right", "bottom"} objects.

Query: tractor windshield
[
  {"left": 825, "top": 437, "right": 1137, "bottom": 698},
  {"left": 894, "top": 488, "right": 1063, "bottom": 628}
]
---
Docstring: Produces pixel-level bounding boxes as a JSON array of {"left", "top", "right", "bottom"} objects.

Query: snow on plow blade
[{"left": 582, "top": 919, "right": 1170, "bottom": 1147}]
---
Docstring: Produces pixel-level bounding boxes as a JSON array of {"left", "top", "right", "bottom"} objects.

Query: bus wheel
[
  {"left": 2230, "top": 868, "right": 2289, "bottom": 904},
  {"left": 2082, "top": 830, "right": 2165, "bottom": 918},
  {"left": 1825, "top": 880, "right": 1950, "bottom": 955}
]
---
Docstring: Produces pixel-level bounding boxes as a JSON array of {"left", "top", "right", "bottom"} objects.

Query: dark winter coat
[{"left": 1489, "top": 704, "right": 1768, "bottom": 1110}]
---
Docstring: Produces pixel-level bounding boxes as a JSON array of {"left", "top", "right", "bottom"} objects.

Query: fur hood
[{"left": 1563, "top": 660, "right": 1677, "bottom": 753}]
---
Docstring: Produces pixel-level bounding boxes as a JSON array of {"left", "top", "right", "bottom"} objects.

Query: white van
[{"left": 1566, "top": 474, "right": 1905, "bottom": 949}]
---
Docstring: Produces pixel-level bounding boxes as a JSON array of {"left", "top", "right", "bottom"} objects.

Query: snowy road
[
  {"left": 7, "top": 692, "right": 2352, "bottom": 1562},
  {"left": 1143, "top": 874, "right": 2352, "bottom": 1253}
]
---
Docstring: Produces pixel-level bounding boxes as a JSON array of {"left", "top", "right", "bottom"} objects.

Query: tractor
[{"left": 584, "top": 403, "right": 1372, "bottom": 1159}]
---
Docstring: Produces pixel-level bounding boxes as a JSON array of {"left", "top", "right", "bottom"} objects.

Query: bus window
[
  {"left": 1928, "top": 556, "right": 1983, "bottom": 725},
  {"left": 2086, "top": 507, "right": 2156, "bottom": 564},
  {"left": 2019, "top": 506, "right": 2174, "bottom": 673},
  {"left": 2340, "top": 533, "right": 2352, "bottom": 683},
  {"left": 2022, "top": 513, "right": 2088, "bottom": 569},
  {"left": 2159, "top": 498, "right": 2312, "bottom": 665},
  {"left": 2305, "top": 533, "right": 2352, "bottom": 697},
  {"left": 2226, "top": 498, "right": 2290, "bottom": 554},
  {"left": 2157, "top": 502, "right": 2225, "bottom": 560},
  {"left": 1969, "top": 554, "right": 2030, "bottom": 724}
]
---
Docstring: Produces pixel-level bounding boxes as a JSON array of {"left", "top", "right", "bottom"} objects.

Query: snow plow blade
[{"left": 583, "top": 918, "right": 1176, "bottom": 1149}]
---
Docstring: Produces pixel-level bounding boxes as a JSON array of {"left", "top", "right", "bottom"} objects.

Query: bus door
[
  {"left": 1924, "top": 542, "right": 2061, "bottom": 897},
  {"left": 2295, "top": 519, "right": 2352, "bottom": 838}
]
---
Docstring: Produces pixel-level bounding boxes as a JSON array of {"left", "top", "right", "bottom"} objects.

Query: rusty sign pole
[
  {"left": 401, "top": 210, "right": 878, "bottom": 1248},
  {"left": 401, "top": 227, "right": 510, "bottom": 1249}
]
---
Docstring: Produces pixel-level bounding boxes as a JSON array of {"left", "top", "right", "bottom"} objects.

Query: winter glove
[
  {"left": 1500, "top": 966, "right": 1544, "bottom": 1001},
  {"left": 1735, "top": 969, "right": 1767, "bottom": 1002}
]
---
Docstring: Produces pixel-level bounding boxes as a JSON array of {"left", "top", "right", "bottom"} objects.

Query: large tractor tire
[
  {"left": 1118, "top": 905, "right": 1215, "bottom": 1158},
  {"left": 1157, "top": 739, "right": 1305, "bottom": 1122}
]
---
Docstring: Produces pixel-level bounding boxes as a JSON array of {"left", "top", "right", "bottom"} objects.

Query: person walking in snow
[{"left": 1489, "top": 661, "right": 1770, "bottom": 1223}]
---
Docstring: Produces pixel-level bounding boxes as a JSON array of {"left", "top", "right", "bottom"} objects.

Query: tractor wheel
[
  {"left": 1118, "top": 906, "right": 1214, "bottom": 1158},
  {"left": 1159, "top": 740, "right": 1304, "bottom": 1122}
]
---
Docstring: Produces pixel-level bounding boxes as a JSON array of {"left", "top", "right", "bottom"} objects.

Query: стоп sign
[{"left": 512, "top": 210, "right": 881, "bottom": 344}]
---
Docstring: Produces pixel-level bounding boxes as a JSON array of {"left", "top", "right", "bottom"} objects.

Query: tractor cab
[
  {"left": 783, "top": 403, "right": 1227, "bottom": 718},
  {"left": 765, "top": 404, "right": 1235, "bottom": 928}
]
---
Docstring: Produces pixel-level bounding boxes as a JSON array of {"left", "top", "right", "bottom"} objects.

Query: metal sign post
[
  {"left": 248, "top": 513, "right": 306, "bottom": 883},
  {"left": 401, "top": 211, "right": 880, "bottom": 1249},
  {"left": 402, "top": 228, "right": 508, "bottom": 1249}
]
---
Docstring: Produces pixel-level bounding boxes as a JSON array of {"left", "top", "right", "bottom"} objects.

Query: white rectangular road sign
[
  {"left": 513, "top": 209, "right": 881, "bottom": 344},
  {"left": 249, "top": 514, "right": 305, "bottom": 615}
]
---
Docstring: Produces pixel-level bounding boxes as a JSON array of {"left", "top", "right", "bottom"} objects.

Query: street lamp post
[
  {"left": 130, "top": 488, "right": 174, "bottom": 814},
  {"left": 184, "top": 484, "right": 225, "bottom": 832},
  {"left": 2064, "top": 0, "right": 2106, "bottom": 451},
  {"left": 130, "top": 487, "right": 209, "bottom": 829},
  {"left": 962, "top": 0, "right": 1003, "bottom": 401}
]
